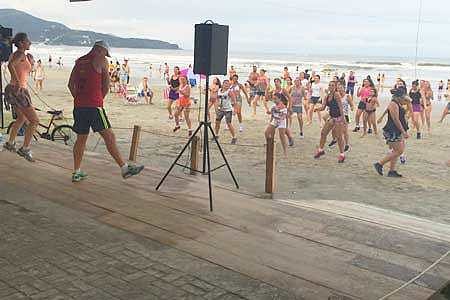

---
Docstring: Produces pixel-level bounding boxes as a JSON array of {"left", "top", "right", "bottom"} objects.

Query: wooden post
[
  {"left": 265, "top": 138, "right": 276, "bottom": 194},
  {"left": 129, "top": 125, "right": 141, "bottom": 162},
  {"left": 190, "top": 136, "right": 199, "bottom": 175}
]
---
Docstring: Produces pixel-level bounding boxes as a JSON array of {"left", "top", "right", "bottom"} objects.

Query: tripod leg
[
  {"left": 205, "top": 129, "right": 213, "bottom": 212},
  {"left": 207, "top": 123, "right": 240, "bottom": 189},
  {"left": 156, "top": 124, "right": 203, "bottom": 190}
]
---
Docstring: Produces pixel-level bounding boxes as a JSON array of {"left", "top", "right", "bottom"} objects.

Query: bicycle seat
[{"left": 47, "top": 110, "right": 63, "bottom": 116}]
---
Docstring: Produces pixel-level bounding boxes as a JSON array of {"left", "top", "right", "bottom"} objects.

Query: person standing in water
[
  {"left": 3, "top": 33, "right": 39, "bottom": 162},
  {"left": 68, "top": 41, "right": 144, "bottom": 182}
]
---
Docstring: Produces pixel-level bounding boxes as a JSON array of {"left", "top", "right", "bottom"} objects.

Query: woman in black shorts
[{"left": 374, "top": 91, "right": 410, "bottom": 177}]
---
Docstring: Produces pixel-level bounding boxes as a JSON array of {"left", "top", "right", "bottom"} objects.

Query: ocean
[{"left": 30, "top": 44, "right": 450, "bottom": 91}]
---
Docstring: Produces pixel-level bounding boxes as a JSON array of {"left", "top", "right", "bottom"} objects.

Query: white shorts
[{"left": 270, "top": 119, "right": 287, "bottom": 129}]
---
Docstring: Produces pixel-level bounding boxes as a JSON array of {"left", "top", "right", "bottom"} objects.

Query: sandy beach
[{"left": 2, "top": 67, "right": 450, "bottom": 225}]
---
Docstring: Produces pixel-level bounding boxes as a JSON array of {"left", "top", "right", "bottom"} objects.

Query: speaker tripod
[{"left": 156, "top": 76, "right": 239, "bottom": 211}]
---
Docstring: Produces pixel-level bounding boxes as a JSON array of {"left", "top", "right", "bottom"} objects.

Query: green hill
[{"left": 0, "top": 9, "right": 180, "bottom": 50}]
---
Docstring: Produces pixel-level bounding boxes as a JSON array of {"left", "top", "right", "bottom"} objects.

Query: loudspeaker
[
  {"left": 194, "top": 22, "right": 229, "bottom": 76},
  {"left": 0, "top": 27, "right": 13, "bottom": 62}
]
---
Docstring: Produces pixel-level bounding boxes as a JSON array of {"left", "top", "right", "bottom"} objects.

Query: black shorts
[
  {"left": 73, "top": 107, "right": 112, "bottom": 135},
  {"left": 216, "top": 110, "right": 233, "bottom": 123},
  {"left": 358, "top": 101, "right": 367, "bottom": 110},
  {"left": 310, "top": 96, "right": 321, "bottom": 105}
]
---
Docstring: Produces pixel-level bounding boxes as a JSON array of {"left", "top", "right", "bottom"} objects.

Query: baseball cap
[{"left": 93, "top": 40, "right": 111, "bottom": 57}]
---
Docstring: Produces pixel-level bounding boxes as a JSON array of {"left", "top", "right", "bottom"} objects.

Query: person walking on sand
[
  {"left": 248, "top": 66, "right": 259, "bottom": 108},
  {"left": 289, "top": 78, "right": 306, "bottom": 138},
  {"left": 215, "top": 80, "right": 238, "bottom": 144},
  {"left": 34, "top": 59, "right": 45, "bottom": 91},
  {"left": 313, "top": 81, "right": 347, "bottom": 163},
  {"left": 307, "top": 74, "right": 324, "bottom": 126},
  {"left": 422, "top": 81, "right": 433, "bottom": 135},
  {"left": 138, "top": 76, "right": 153, "bottom": 104},
  {"left": 353, "top": 78, "right": 372, "bottom": 132},
  {"left": 265, "top": 92, "right": 289, "bottom": 157},
  {"left": 68, "top": 41, "right": 144, "bottom": 182},
  {"left": 122, "top": 58, "right": 131, "bottom": 85},
  {"left": 167, "top": 66, "right": 181, "bottom": 120},
  {"left": 361, "top": 87, "right": 380, "bottom": 137},
  {"left": 208, "top": 77, "right": 221, "bottom": 120},
  {"left": 2, "top": 33, "right": 39, "bottom": 162},
  {"left": 374, "top": 88, "right": 410, "bottom": 178},
  {"left": 173, "top": 76, "right": 193, "bottom": 136},
  {"left": 409, "top": 80, "right": 424, "bottom": 139},
  {"left": 230, "top": 74, "right": 249, "bottom": 132},
  {"left": 438, "top": 91, "right": 450, "bottom": 123}
]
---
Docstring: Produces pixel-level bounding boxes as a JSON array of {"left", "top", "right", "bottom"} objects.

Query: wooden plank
[
  {"left": 128, "top": 125, "right": 141, "bottom": 162},
  {"left": 265, "top": 138, "right": 276, "bottom": 193},
  {"left": 0, "top": 155, "right": 437, "bottom": 299}
]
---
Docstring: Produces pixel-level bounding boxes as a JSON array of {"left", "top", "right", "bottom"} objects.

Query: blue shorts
[
  {"left": 292, "top": 106, "right": 302, "bottom": 114},
  {"left": 346, "top": 85, "right": 355, "bottom": 96}
]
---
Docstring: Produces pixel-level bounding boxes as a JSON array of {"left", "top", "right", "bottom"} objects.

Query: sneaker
[
  {"left": 338, "top": 154, "right": 345, "bottom": 163},
  {"left": 122, "top": 164, "right": 145, "bottom": 179},
  {"left": 314, "top": 150, "right": 325, "bottom": 159},
  {"left": 368, "top": 128, "right": 373, "bottom": 134},
  {"left": 3, "top": 142, "right": 17, "bottom": 152},
  {"left": 288, "top": 138, "right": 294, "bottom": 147},
  {"left": 373, "top": 162, "right": 383, "bottom": 176},
  {"left": 17, "top": 148, "right": 35, "bottom": 162},
  {"left": 299, "top": 132, "right": 304, "bottom": 139},
  {"left": 344, "top": 145, "right": 351, "bottom": 152},
  {"left": 231, "top": 137, "right": 237, "bottom": 145},
  {"left": 400, "top": 155, "right": 407, "bottom": 165},
  {"left": 72, "top": 171, "right": 88, "bottom": 183},
  {"left": 352, "top": 126, "right": 360, "bottom": 132},
  {"left": 387, "top": 170, "right": 403, "bottom": 178},
  {"left": 417, "top": 132, "right": 421, "bottom": 139},
  {"left": 188, "top": 130, "right": 193, "bottom": 137},
  {"left": 328, "top": 140, "right": 337, "bottom": 148},
  {"left": 173, "top": 125, "right": 181, "bottom": 133},
  {"left": 239, "top": 125, "right": 243, "bottom": 132}
]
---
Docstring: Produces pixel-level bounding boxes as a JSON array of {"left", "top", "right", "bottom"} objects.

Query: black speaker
[
  {"left": 194, "top": 22, "right": 229, "bottom": 76},
  {"left": 0, "top": 27, "right": 13, "bottom": 63}
]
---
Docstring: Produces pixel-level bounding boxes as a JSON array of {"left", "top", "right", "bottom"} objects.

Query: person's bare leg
[
  {"left": 439, "top": 107, "right": 449, "bottom": 123},
  {"left": 334, "top": 124, "right": 345, "bottom": 154},
  {"left": 227, "top": 122, "right": 236, "bottom": 138},
  {"left": 262, "top": 97, "right": 269, "bottom": 114},
  {"left": 184, "top": 109, "right": 192, "bottom": 131},
  {"left": 99, "top": 129, "right": 125, "bottom": 167},
  {"left": 343, "top": 123, "right": 349, "bottom": 145},
  {"left": 73, "top": 134, "right": 89, "bottom": 171},
  {"left": 297, "top": 114, "right": 303, "bottom": 134},
  {"left": 316, "top": 110, "right": 322, "bottom": 126},
  {"left": 319, "top": 121, "right": 334, "bottom": 149},
  {"left": 167, "top": 101, "right": 173, "bottom": 118},
  {"left": 380, "top": 142, "right": 402, "bottom": 166},
  {"left": 426, "top": 108, "right": 432, "bottom": 133},
  {"left": 215, "top": 121, "right": 221, "bottom": 136},
  {"left": 371, "top": 113, "right": 378, "bottom": 135},
  {"left": 174, "top": 107, "right": 181, "bottom": 127},
  {"left": 20, "top": 106, "right": 39, "bottom": 148},
  {"left": 388, "top": 142, "right": 404, "bottom": 171},
  {"left": 355, "top": 109, "right": 362, "bottom": 128},
  {"left": 8, "top": 109, "right": 26, "bottom": 144},
  {"left": 278, "top": 128, "right": 288, "bottom": 157}
]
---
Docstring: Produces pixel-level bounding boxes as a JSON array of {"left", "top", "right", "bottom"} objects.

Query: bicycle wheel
[
  {"left": 51, "top": 125, "right": 76, "bottom": 146},
  {"left": 6, "top": 121, "right": 27, "bottom": 136}
]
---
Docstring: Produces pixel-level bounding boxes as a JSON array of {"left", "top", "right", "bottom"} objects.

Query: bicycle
[{"left": 6, "top": 108, "right": 76, "bottom": 146}]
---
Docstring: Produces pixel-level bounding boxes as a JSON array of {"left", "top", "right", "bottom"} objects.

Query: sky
[{"left": 1, "top": 0, "right": 450, "bottom": 59}]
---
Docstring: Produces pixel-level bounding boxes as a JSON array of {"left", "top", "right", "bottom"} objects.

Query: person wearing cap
[{"left": 68, "top": 40, "right": 144, "bottom": 182}]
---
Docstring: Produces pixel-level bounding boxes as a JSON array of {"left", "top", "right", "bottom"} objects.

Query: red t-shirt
[{"left": 73, "top": 54, "right": 104, "bottom": 108}]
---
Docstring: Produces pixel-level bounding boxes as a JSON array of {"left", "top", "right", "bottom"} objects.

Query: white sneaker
[{"left": 239, "top": 125, "right": 243, "bottom": 132}]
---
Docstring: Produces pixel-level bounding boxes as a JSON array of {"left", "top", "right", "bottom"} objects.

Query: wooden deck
[{"left": 1, "top": 140, "right": 450, "bottom": 300}]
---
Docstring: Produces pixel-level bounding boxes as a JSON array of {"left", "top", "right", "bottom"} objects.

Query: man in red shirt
[{"left": 68, "top": 41, "right": 144, "bottom": 182}]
